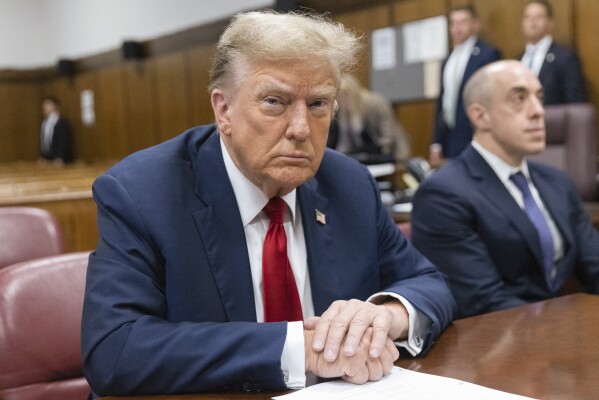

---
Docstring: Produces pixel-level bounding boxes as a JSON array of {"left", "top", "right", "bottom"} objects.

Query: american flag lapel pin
[{"left": 315, "top": 209, "right": 326, "bottom": 225}]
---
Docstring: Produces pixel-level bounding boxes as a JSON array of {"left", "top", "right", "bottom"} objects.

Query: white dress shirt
[
  {"left": 220, "top": 136, "right": 428, "bottom": 388},
  {"left": 443, "top": 36, "right": 477, "bottom": 129},
  {"left": 521, "top": 35, "right": 553, "bottom": 76},
  {"left": 41, "top": 112, "right": 59, "bottom": 154},
  {"left": 472, "top": 141, "right": 564, "bottom": 276}
]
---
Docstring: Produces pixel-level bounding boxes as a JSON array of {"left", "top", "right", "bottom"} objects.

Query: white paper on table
[{"left": 272, "top": 367, "right": 537, "bottom": 400}]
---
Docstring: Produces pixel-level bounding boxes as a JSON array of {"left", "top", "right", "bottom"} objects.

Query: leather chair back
[
  {"left": 529, "top": 103, "right": 597, "bottom": 201},
  {"left": 0, "top": 252, "right": 91, "bottom": 400},
  {"left": 0, "top": 207, "right": 65, "bottom": 270}
]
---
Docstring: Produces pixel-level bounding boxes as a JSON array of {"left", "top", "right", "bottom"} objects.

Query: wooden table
[
  {"left": 395, "top": 293, "right": 599, "bottom": 400},
  {"left": 102, "top": 294, "right": 599, "bottom": 400}
]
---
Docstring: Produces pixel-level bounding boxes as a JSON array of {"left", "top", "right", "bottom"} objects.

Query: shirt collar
[
  {"left": 46, "top": 112, "right": 59, "bottom": 122},
  {"left": 454, "top": 35, "right": 477, "bottom": 53},
  {"left": 527, "top": 35, "right": 552, "bottom": 53},
  {"left": 471, "top": 140, "right": 531, "bottom": 184},
  {"left": 220, "top": 135, "right": 297, "bottom": 227}
]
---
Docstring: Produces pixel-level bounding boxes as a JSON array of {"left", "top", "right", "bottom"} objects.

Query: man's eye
[
  {"left": 310, "top": 100, "right": 328, "bottom": 108},
  {"left": 264, "top": 97, "right": 282, "bottom": 106}
]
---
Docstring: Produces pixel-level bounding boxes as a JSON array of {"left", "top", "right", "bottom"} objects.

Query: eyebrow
[
  {"left": 255, "top": 79, "right": 337, "bottom": 100},
  {"left": 506, "top": 86, "right": 544, "bottom": 97}
]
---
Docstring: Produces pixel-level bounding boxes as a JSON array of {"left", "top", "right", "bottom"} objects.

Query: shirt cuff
[
  {"left": 281, "top": 321, "right": 306, "bottom": 389},
  {"left": 367, "top": 292, "right": 431, "bottom": 356},
  {"left": 429, "top": 143, "right": 442, "bottom": 152}
]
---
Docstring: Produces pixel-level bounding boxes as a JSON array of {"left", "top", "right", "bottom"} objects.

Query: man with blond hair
[{"left": 82, "top": 10, "right": 455, "bottom": 397}]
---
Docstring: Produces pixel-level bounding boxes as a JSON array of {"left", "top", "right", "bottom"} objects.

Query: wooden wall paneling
[
  {"left": 187, "top": 45, "right": 217, "bottom": 127},
  {"left": 450, "top": 0, "right": 472, "bottom": 8},
  {"left": 12, "top": 83, "right": 41, "bottom": 161},
  {"left": 124, "top": 60, "right": 161, "bottom": 154},
  {"left": 73, "top": 72, "right": 98, "bottom": 162},
  {"left": 391, "top": 0, "right": 447, "bottom": 23},
  {"left": 153, "top": 52, "right": 192, "bottom": 142},
  {"left": 95, "top": 65, "right": 128, "bottom": 160},
  {"left": 0, "top": 82, "right": 40, "bottom": 162},
  {"left": 20, "top": 198, "right": 99, "bottom": 252},
  {"left": 575, "top": 0, "right": 599, "bottom": 155},
  {"left": 395, "top": 100, "right": 438, "bottom": 159},
  {"left": 0, "top": 84, "right": 17, "bottom": 162},
  {"left": 390, "top": 0, "right": 448, "bottom": 158},
  {"left": 332, "top": 4, "right": 393, "bottom": 87}
]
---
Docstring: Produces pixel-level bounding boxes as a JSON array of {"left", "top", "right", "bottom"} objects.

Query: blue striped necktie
[{"left": 510, "top": 172, "right": 555, "bottom": 289}]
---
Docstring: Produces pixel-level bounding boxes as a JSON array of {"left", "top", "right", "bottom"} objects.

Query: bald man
[{"left": 412, "top": 60, "right": 599, "bottom": 318}]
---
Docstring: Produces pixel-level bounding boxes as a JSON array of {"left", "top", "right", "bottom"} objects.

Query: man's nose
[
  {"left": 286, "top": 103, "right": 311, "bottom": 140},
  {"left": 529, "top": 95, "right": 545, "bottom": 118}
]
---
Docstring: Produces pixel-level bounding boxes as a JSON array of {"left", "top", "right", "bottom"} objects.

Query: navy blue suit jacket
[
  {"left": 412, "top": 145, "right": 599, "bottom": 318},
  {"left": 537, "top": 41, "right": 587, "bottom": 105},
  {"left": 82, "top": 125, "right": 456, "bottom": 396},
  {"left": 433, "top": 40, "right": 500, "bottom": 158}
]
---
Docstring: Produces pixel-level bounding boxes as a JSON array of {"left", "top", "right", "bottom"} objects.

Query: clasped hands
[{"left": 303, "top": 298, "right": 409, "bottom": 384}]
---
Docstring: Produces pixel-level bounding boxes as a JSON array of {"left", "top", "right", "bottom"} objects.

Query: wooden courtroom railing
[{"left": 0, "top": 161, "right": 114, "bottom": 252}]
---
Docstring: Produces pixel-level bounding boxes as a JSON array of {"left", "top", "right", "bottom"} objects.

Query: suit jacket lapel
[
  {"left": 462, "top": 146, "right": 545, "bottom": 267},
  {"left": 538, "top": 42, "right": 556, "bottom": 82},
  {"left": 461, "top": 41, "right": 482, "bottom": 90},
  {"left": 528, "top": 166, "right": 574, "bottom": 258},
  {"left": 297, "top": 178, "right": 336, "bottom": 315},
  {"left": 191, "top": 131, "right": 257, "bottom": 322}
]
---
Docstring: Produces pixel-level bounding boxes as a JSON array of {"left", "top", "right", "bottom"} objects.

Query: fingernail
[
  {"left": 313, "top": 340, "right": 323, "bottom": 350},
  {"left": 344, "top": 345, "right": 356, "bottom": 355},
  {"left": 325, "top": 349, "right": 335, "bottom": 361},
  {"left": 370, "top": 347, "right": 380, "bottom": 357}
]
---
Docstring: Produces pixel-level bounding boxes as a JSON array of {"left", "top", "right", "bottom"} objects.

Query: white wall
[{"left": 0, "top": 0, "right": 274, "bottom": 69}]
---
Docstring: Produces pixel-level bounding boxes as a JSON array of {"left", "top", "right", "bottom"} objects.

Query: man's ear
[
  {"left": 211, "top": 89, "right": 231, "bottom": 135},
  {"left": 467, "top": 103, "right": 490, "bottom": 131}
]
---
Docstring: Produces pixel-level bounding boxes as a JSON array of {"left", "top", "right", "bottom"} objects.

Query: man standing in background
[
  {"left": 520, "top": 0, "right": 586, "bottom": 105},
  {"left": 430, "top": 5, "right": 500, "bottom": 166},
  {"left": 39, "top": 96, "right": 73, "bottom": 165}
]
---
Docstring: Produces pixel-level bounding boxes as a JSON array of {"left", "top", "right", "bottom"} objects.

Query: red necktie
[{"left": 262, "top": 197, "right": 303, "bottom": 322}]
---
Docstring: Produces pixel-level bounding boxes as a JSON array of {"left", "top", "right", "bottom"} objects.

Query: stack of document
[{"left": 273, "top": 367, "right": 536, "bottom": 400}]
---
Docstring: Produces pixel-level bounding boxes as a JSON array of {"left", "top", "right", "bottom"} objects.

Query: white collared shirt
[
  {"left": 220, "top": 136, "right": 427, "bottom": 388},
  {"left": 41, "top": 112, "right": 59, "bottom": 154},
  {"left": 521, "top": 35, "right": 553, "bottom": 76},
  {"left": 443, "top": 36, "right": 477, "bottom": 128},
  {"left": 472, "top": 141, "right": 564, "bottom": 268}
]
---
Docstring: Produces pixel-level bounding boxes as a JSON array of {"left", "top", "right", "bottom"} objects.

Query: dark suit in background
[
  {"left": 40, "top": 116, "right": 73, "bottom": 162},
  {"left": 536, "top": 41, "right": 587, "bottom": 105},
  {"left": 433, "top": 40, "right": 500, "bottom": 158},
  {"left": 412, "top": 145, "right": 599, "bottom": 318}
]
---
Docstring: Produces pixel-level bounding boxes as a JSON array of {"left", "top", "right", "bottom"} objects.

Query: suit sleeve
[
  {"left": 370, "top": 173, "right": 456, "bottom": 351},
  {"left": 411, "top": 179, "right": 527, "bottom": 318},
  {"left": 566, "top": 183, "right": 599, "bottom": 291},
  {"left": 53, "top": 119, "right": 72, "bottom": 161},
  {"left": 82, "top": 174, "right": 288, "bottom": 396},
  {"left": 562, "top": 51, "right": 587, "bottom": 103}
]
